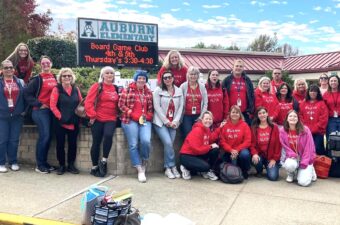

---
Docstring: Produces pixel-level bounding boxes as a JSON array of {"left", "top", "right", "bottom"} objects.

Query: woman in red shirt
[
  {"left": 85, "top": 66, "right": 120, "bottom": 177},
  {"left": 323, "top": 75, "right": 340, "bottom": 141},
  {"left": 205, "top": 70, "right": 229, "bottom": 129},
  {"left": 179, "top": 111, "right": 221, "bottom": 181},
  {"left": 255, "top": 76, "right": 279, "bottom": 121},
  {"left": 293, "top": 78, "right": 308, "bottom": 103},
  {"left": 157, "top": 50, "right": 188, "bottom": 87},
  {"left": 24, "top": 56, "right": 57, "bottom": 174},
  {"left": 220, "top": 105, "right": 251, "bottom": 179},
  {"left": 299, "top": 84, "right": 328, "bottom": 155},
  {"left": 119, "top": 70, "right": 153, "bottom": 183},
  {"left": 250, "top": 107, "right": 281, "bottom": 181},
  {"left": 275, "top": 83, "right": 299, "bottom": 126},
  {"left": 50, "top": 68, "right": 82, "bottom": 175},
  {"left": 6, "top": 43, "right": 34, "bottom": 84}
]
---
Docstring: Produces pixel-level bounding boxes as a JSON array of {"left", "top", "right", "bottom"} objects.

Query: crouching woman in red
[
  {"left": 250, "top": 107, "right": 281, "bottom": 181},
  {"left": 220, "top": 105, "right": 251, "bottom": 179},
  {"left": 279, "top": 110, "right": 317, "bottom": 186},
  {"left": 179, "top": 111, "right": 221, "bottom": 181}
]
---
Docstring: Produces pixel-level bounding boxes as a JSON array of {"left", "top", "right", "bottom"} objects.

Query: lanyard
[
  {"left": 138, "top": 89, "right": 145, "bottom": 114},
  {"left": 331, "top": 92, "right": 339, "bottom": 109},
  {"left": 235, "top": 77, "right": 242, "bottom": 97},
  {"left": 5, "top": 78, "right": 14, "bottom": 98},
  {"left": 189, "top": 84, "right": 197, "bottom": 104}
]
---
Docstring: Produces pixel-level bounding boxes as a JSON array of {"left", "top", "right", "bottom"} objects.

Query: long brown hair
[
  {"left": 6, "top": 43, "right": 34, "bottom": 69},
  {"left": 251, "top": 107, "right": 274, "bottom": 132},
  {"left": 283, "top": 110, "right": 304, "bottom": 134}
]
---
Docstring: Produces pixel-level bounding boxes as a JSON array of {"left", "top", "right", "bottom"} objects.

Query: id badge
[
  {"left": 192, "top": 107, "right": 197, "bottom": 115},
  {"left": 334, "top": 111, "right": 338, "bottom": 118},
  {"left": 139, "top": 115, "right": 146, "bottom": 125},
  {"left": 8, "top": 99, "right": 14, "bottom": 107},
  {"left": 168, "top": 110, "right": 173, "bottom": 118},
  {"left": 237, "top": 98, "right": 242, "bottom": 107}
]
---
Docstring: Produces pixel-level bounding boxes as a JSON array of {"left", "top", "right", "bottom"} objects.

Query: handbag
[
  {"left": 75, "top": 98, "right": 87, "bottom": 118},
  {"left": 219, "top": 162, "right": 244, "bottom": 184},
  {"left": 313, "top": 155, "right": 332, "bottom": 179}
]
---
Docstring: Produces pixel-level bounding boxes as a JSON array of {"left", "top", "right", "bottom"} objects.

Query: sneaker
[
  {"left": 201, "top": 170, "right": 219, "bottom": 181},
  {"left": 98, "top": 161, "right": 107, "bottom": 177},
  {"left": 137, "top": 166, "right": 147, "bottom": 183},
  {"left": 171, "top": 166, "right": 181, "bottom": 178},
  {"left": 286, "top": 172, "right": 294, "bottom": 183},
  {"left": 10, "top": 164, "right": 20, "bottom": 171},
  {"left": 67, "top": 164, "right": 80, "bottom": 174},
  {"left": 35, "top": 166, "right": 50, "bottom": 174},
  {"left": 57, "top": 165, "right": 66, "bottom": 175},
  {"left": 180, "top": 165, "right": 191, "bottom": 180},
  {"left": 165, "top": 168, "right": 175, "bottom": 179},
  {"left": 45, "top": 164, "right": 56, "bottom": 172},
  {"left": 0, "top": 165, "right": 8, "bottom": 173},
  {"left": 312, "top": 167, "right": 317, "bottom": 182}
]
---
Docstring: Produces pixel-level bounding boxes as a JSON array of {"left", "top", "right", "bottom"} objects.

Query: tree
[
  {"left": 225, "top": 44, "right": 240, "bottom": 51},
  {"left": 192, "top": 42, "right": 240, "bottom": 50},
  {"left": 193, "top": 42, "right": 206, "bottom": 49},
  {"left": 247, "top": 34, "right": 279, "bottom": 52},
  {"left": 0, "top": 0, "right": 52, "bottom": 60},
  {"left": 278, "top": 43, "right": 299, "bottom": 57}
]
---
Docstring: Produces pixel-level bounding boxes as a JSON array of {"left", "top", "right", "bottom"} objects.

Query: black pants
[
  {"left": 90, "top": 121, "right": 116, "bottom": 166},
  {"left": 180, "top": 148, "right": 219, "bottom": 173},
  {"left": 55, "top": 123, "right": 79, "bottom": 166}
]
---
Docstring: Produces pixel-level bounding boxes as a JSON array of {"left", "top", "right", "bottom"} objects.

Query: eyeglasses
[
  {"left": 3, "top": 66, "right": 13, "bottom": 70},
  {"left": 320, "top": 77, "right": 328, "bottom": 80},
  {"left": 62, "top": 75, "right": 72, "bottom": 78},
  {"left": 163, "top": 76, "right": 173, "bottom": 80},
  {"left": 41, "top": 62, "right": 51, "bottom": 66}
]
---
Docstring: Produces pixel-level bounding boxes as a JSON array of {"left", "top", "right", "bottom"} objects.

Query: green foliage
[
  {"left": 247, "top": 34, "right": 279, "bottom": 52},
  {"left": 192, "top": 42, "right": 240, "bottom": 51},
  {"left": 263, "top": 70, "right": 294, "bottom": 88},
  {"left": 27, "top": 37, "right": 77, "bottom": 69}
]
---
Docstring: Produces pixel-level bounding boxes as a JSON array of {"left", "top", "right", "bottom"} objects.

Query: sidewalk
[{"left": 1, "top": 164, "right": 340, "bottom": 225}]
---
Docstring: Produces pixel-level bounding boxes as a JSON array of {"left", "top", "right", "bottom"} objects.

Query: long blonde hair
[
  {"left": 6, "top": 43, "right": 34, "bottom": 69},
  {"left": 162, "top": 50, "right": 185, "bottom": 69}
]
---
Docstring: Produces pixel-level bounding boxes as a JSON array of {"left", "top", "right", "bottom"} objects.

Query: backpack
[{"left": 219, "top": 162, "right": 244, "bottom": 184}]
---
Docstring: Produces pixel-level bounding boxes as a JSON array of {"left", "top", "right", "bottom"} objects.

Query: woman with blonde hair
[
  {"left": 319, "top": 73, "right": 329, "bottom": 96},
  {"left": 50, "top": 68, "right": 82, "bottom": 175},
  {"left": 6, "top": 43, "right": 34, "bottom": 84},
  {"left": 292, "top": 78, "right": 308, "bottom": 103},
  {"left": 157, "top": 50, "right": 188, "bottom": 87}
]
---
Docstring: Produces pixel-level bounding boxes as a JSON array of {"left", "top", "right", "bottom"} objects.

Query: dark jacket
[
  {"left": 0, "top": 76, "right": 25, "bottom": 118},
  {"left": 222, "top": 71, "right": 255, "bottom": 114},
  {"left": 23, "top": 75, "right": 43, "bottom": 108},
  {"left": 56, "top": 84, "right": 80, "bottom": 125}
]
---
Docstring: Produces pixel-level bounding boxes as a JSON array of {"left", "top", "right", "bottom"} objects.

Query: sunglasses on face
[
  {"left": 320, "top": 77, "right": 328, "bottom": 80},
  {"left": 41, "top": 62, "right": 51, "bottom": 66},
  {"left": 62, "top": 75, "right": 72, "bottom": 78},
  {"left": 3, "top": 66, "right": 13, "bottom": 70},
  {"left": 163, "top": 76, "right": 173, "bottom": 80}
]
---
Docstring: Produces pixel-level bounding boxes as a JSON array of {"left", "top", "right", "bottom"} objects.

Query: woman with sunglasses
[
  {"left": 0, "top": 60, "right": 25, "bottom": 173},
  {"left": 153, "top": 71, "right": 183, "bottom": 179},
  {"left": 50, "top": 68, "right": 82, "bottom": 175},
  {"left": 299, "top": 84, "right": 328, "bottom": 155},
  {"left": 319, "top": 74, "right": 329, "bottom": 96},
  {"left": 6, "top": 43, "right": 34, "bottom": 84},
  {"left": 206, "top": 70, "right": 229, "bottom": 129},
  {"left": 24, "top": 56, "right": 57, "bottom": 174}
]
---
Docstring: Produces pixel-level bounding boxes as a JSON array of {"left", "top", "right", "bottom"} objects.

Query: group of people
[{"left": 0, "top": 45, "right": 337, "bottom": 187}]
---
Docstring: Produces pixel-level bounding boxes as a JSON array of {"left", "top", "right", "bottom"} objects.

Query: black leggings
[
  {"left": 180, "top": 148, "right": 219, "bottom": 173},
  {"left": 90, "top": 121, "right": 116, "bottom": 166},
  {"left": 55, "top": 123, "right": 79, "bottom": 166}
]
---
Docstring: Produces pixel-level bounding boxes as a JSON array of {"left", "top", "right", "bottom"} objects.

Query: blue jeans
[
  {"left": 223, "top": 149, "right": 251, "bottom": 173},
  {"left": 326, "top": 117, "right": 340, "bottom": 140},
  {"left": 32, "top": 109, "right": 52, "bottom": 168},
  {"left": 313, "top": 134, "right": 326, "bottom": 155},
  {"left": 0, "top": 116, "right": 24, "bottom": 165},
  {"left": 181, "top": 114, "right": 199, "bottom": 138},
  {"left": 122, "top": 121, "right": 152, "bottom": 167},
  {"left": 252, "top": 156, "right": 279, "bottom": 181},
  {"left": 153, "top": 125, "right": 176, "bottom": 168}
]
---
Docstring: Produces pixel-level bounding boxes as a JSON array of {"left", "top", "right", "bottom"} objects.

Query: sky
[{"left": 35, "top": 0, "right": 340, "bottom": 55}]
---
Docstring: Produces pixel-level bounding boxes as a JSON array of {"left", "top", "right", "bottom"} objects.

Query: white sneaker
[
  {"left": 171, "top": 166, "right": 181, "bottom": 178},
  {"left": 286, "top": 172, "right": 294, "bottom": 183},
  {"left": 0, "top": 165, "right": 8, "bottom": 173},
  {"left": 201, "top": 170, "right": 219, "bottom": 181},
  {"left": 312, "top": 167, "right": 317, "bottom": 182},
  {"left": 180, "top": 165, "right": 191, "bottom": 180},
  {"left": 137, "top": 166, "right": 146, "bottom": 183},
  {"left": 165, "top": 168, "right": 175, "bottom": 179},
  {"left": 10, "top": 164, "right": 20, "bottom": 171}
]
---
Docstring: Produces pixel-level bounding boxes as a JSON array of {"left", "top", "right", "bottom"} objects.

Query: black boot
[
  {"left": 98, "top": 160, "right": 107, "bottom": 177},
  {"left": 90, "top": 167, "right": 104, "bottom": 177},
  {"left": 67, "top": 163, "right": 80, "bottom": 174},
  {"left": 57, "top": 165, "right": 66, "bottom": 175}
]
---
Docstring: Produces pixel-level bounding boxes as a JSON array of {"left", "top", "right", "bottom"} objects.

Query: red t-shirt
[
  {"left": 131, "top": 90, "right": 148, "bottom": 122},
  {"left": 166, "top": 99, "right": 175, "bottom": 122},
  {"left": 38, "top": 73, "right": 57, "bottom": 108},
  {"left": 185, "top": 86, "right": 202, "bottom": 115},
  {"left": 276, "top": 99, "right": 293, "bottom": 125},
  {"left": 229, "top": 77, "right": 247, "bottom": 112},
  {"left": 288, "top": 130, "right": 298, "bottom": 153},
  {"left": 257, "top": 126, "right": 272, "bottom": 153},
  {"left": 255, "top": 88, "right": 279, "bottom": 119},
  {"left": 206, "top": 85, "right": 224, "bottom": 123},
  {"left": 323, "top": 91, "right": 340, "bottom": 117},
  {"left": 3, "top": 79, "right": 19, "bottom": 112},
  {"left": 157, "top": 66, "right": 188, "bottom": 87}
]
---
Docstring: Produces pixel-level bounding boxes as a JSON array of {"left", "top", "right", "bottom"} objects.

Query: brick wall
[{"left": 18, "top": 125, "right": 183, "bottom": 175}]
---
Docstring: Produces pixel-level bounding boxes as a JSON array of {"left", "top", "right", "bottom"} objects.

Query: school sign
[{"left": 77, "top": 18, "right": 158, "bottom": 67}]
